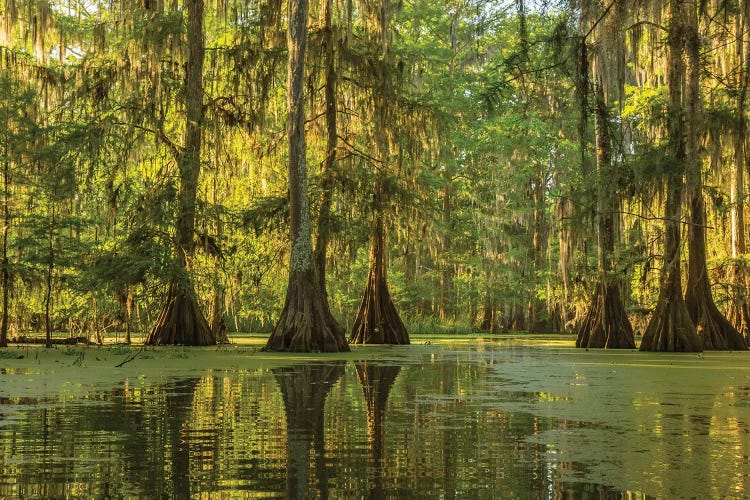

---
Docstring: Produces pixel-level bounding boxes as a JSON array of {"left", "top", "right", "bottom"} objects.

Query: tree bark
[
  {"left": 45, "top": 205, "right": 53, "bottom": 349},
  {"left": 145, "top": 0, "right": 215, "bottom": 346},
  {"left": 264, "top": 0, "right": 348, "bottom": 352},
  {"left": 210, "top": 285, "right": 228, "bottom": 343},
  {"left": 528, "top": 171, "right": 548, "bottom": 332},
  {"left": 576, "top": 80, "right": 635, "bottom": 349},
  {"left": 640, "top": 0, "right": 702, "bottom": 352},
  {"left": 350, "top": 200, "right": 410, "bottom": 344},
  {"left": 313, "top": 0, "right": 337, "bottom": 305},
  {"left": 439, "top": 181, "right": 454, "bottom": 320}
]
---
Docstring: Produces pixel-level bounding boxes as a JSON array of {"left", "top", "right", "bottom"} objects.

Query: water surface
[{"left": 1, "top": 338, "right": 748, "bottom": 498}]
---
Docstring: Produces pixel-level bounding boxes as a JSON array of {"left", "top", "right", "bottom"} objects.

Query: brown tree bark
[
  {"left": 146, "top": 0, "right": 215, "bottom": 346},
  {"left": 350, "top": 2, "right": 407, "bottom": 345},
  {"left": 45, "top": 205, "right": 53, "bottom": 349},
  {"left": 576, "top": 81, "right": 635, "bottom": 349},
  {"left": 528, "top": 171, "right": 548, "bottom": 332},
  {"left": 264, "top": 0, "right": 348, "bottom": 352},
  {"left": 313, "top": 0, "right": 337, "bottom": 305},
  {"left": 210, "top": 286, "right": 228, "bottom": 343},
  {"left": 350, "top": 201, "right": 410, "bottom": 344},
  {"left": 683, "top": 4, "right": 747, "bottom": 350},
  {"left": 640, "top": 0, "right": 701, "bottom": 352}
]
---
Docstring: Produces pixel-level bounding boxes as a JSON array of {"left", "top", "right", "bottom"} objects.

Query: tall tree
[
  {"left": 683, "top": 3, "right": 747, "bottom": 351},
  {"left": 0, "top": 74, "right": 32, "bottom": 347},
  {"left": 577, "top": 79, "right": 635, "bottom": 349},
  {"left": 639, "top": 0, "right": 702, "bottom": 352},
  {"left": 350, "top": 0, "right": 409, "bottom": 345},
  {"left": 576, "top": 4, "right": 635, "bottom": 349},
  {"left": 727, "top": 0, "right": 750, "bottom": 341},
  {"left": 263, "top": 0, "right": 348, "bottom": 352},
  {"left": 145, "top": 0, "right": 215, "bottom": 346},
  {"left": 313, "top": 0, "right": 338, "bottom": 308}
]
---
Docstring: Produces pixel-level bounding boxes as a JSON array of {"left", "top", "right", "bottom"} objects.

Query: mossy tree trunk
[
  {"left": 264, "top": 0, "right": 348, "bottom": 352},
  {"left": 640, "top": 0, "right": 701, "bottom": 352},
  {"left": 439, "top": 181, "right": 455, "bottom": 321},
  {"left": 145, "top": 0, "right": 215, "bottom": 346},
  {"left": 576, "top": 81, "right": 635, "bottom": 349},
  {"left": 683, "top": 5, "right": 747, "bottom": 351},
  {"left": 349, "top": 2, "right": 407, "bottom": 345}
]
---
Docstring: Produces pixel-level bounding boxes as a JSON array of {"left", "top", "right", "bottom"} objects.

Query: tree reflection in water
[
  {"left": 164, "top": 378, "right": 200, "bottom": 498},
  {"left": 273, "top": 362, "right": 345, "bottom": 498},
  {"left": 355, "top": 361, "right": 401, "bottom": 497}
]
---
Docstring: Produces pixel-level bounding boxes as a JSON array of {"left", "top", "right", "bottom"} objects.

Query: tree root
[
  {"left": 264, "top": 271, "right": 349, "bottom": 352},
  {"left": 640, "top": 293, "right": 702, "bottom": 352},
  {"left": 145, "top": 282, "right": 216, "bottom": 346},
  {"left": 350, "top": 266, "right": 409, "bottom": 345},
  {"left": 577, "top": 283, "right": 635, "bottom": 349},
  {"left": 687, "top": 286, "right": 747, "bottom": 350}
]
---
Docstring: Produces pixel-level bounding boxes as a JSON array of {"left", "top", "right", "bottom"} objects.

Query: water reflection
[
  {"left": 355, "top": 362, "right": 401, "bottom": 497},
  {"left": 4, "top": 344, "right": 746, "bottom": 497},
  {"left": 274, "top": 363, "right": 345, "bottom": 499}
]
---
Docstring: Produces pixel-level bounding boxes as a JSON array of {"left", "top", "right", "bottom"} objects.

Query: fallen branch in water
[{"left": 115, "top": 347, "right": 144, "bottom": 368}]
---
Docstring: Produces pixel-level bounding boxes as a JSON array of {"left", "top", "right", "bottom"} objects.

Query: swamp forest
[
  {"left": 3, "top": 0, "right": 750, "bottom": 352},
  {"left": 4, "top": 0, "right": 750, "bottom": 497}
]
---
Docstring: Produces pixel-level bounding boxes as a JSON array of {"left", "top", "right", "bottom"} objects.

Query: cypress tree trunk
[
  {"left": 640, "top": 0, "right": 701, "bottom": 352},
  {"left": 350, "top": 3, "right": 407, "bottom": 345},
  {"left": 146, "top": 0, "right": 215, "bottom": 346},
  {"left": 264, "top": 0, "right": 348, "bottom": 352},
  {"left": 528, "top": 171, "right": 548, "bottom": 332},
  {"left": 576, "top": 81, "right": 635, "bottom": 349},
  {"left": 125, "top": 288, "right": 133, "bottom": 345},
  {"left": 683, "top": 4, "right": 747, "bottom": 350},
  {"left": 350, "top": 199, "right": 409, "bottom": 344},
  {"left": 210, "top": 285, "right": 228, "bottom": 343},
  {"left": 313, "top": 0, "right": 337, "bottom": 304}
]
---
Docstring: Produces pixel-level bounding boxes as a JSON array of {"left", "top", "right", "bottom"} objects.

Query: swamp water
[{"left": 0, "top": 337, "right": 749, "bottom": 498}]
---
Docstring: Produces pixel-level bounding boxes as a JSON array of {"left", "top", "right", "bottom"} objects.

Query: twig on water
[{"left": 115, "top": 347, "right": 144, "bottom": 368}]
